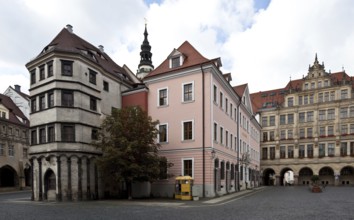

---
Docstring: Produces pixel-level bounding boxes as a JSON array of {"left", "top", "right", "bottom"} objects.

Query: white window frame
[
  {"left": 181, "top": 158, "right": 194, "bottom": 177},
  {"left": 157, "top": 87, "right": 168, "bottom": 107},
  {"left": 158, "top": 123, "right": 168, "bottom": 143},
  {"left": 181, "top": 119, "right": 194, "bottom": 141},
  {"left": 182, "top": 81, "right": 194, "bottom": 103},
  {"left": 213, "top": 122, "right": 218, "bottom": 142}
]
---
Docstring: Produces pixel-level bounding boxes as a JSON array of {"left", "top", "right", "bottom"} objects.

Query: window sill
[
  {"left": 182, "top": 100, "right": 195, "bottom": 104},
  {"left": 182, "top": 139, "right": 195, "bottom": 143},
  {"left": 158, "top": 105, "right": 169, "bottom": 108}
]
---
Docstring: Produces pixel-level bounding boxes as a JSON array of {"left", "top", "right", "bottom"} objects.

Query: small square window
[
  {"left": 171, "top": 57, "right": 180, "bottom": 68},
  {"left": 91, "top": 129, "right": 98, "bottom": 140},
  {"left": 89, "top": 69, "right": 97, "bottom": 85},
  {"left": 61, "top": 60, "right": 73, "bottom": 76},
  {"left": 90, "top": 96, "right": 97, "bottom": 111},
  {"left": 103, "top": 81, "right": 109, "bottom": 92},
  {"left": 47, "top": 61, "right": 54, "bottom": 77}
]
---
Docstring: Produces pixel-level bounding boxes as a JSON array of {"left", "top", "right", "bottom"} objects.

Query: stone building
[
  {"left": 0, "top": 93, "right": 30, "bottom": 190},
  {"left": 26, "top": 25, "right": 138, "bottom": 201},
  {"left": 251, "top": 55, "right": 354, "bottom": 186}
]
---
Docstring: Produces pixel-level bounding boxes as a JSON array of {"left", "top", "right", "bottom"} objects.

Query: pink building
[{"left": 142, "top": 41, "right": 261, "bottom": 198}]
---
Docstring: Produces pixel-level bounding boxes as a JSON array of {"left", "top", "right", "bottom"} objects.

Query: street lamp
[{"left": 211, "top": 149, "right": 216, "bottom": 159}]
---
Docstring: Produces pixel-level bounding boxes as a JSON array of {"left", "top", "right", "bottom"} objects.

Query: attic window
[{"left": 171, "top": 57, "right": 180, "bottom": 68}]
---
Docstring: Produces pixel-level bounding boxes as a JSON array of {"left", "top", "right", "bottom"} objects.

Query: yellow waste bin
[{"left": 175, "top": 176, "right": 193, "bottom": 200}]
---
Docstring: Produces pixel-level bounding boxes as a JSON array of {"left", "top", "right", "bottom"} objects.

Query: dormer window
[{"left": 171, "top": 57, "right": 180, "bottom": 68}]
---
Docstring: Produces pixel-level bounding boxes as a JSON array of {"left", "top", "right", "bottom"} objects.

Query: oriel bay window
[
  {"left": 61, "top": 124, "right": 75, "bottom": 142},
  {"left": 47, "top": 61, "right": 53, "bottom": 77},
  {"left": 47, "top": 125, "right": 55, "bottom": 143},
  {"left": 31, "top": 130, "right": 37, "bottom": 145},
  {"left": 61, "top": 60, "right": 73, "bottom": 76},
  {"left": 62, "top": 90, "right": 74, "bottom": 107},
  {"left": 48, "top": 91, "right": 54, "bottom": 108},
  {"left": 39, "top": 127, "right": 46, "bottom": 144},
  {"left": 89, "top": 69, "right": 97, "bottom": 85},
  {"left": 90, "top": 96, "right": 97, "bottom": 111}
]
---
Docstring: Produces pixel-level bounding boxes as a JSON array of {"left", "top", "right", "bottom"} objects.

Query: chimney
[
  {"left": 98, "top": 45, "right": 104, "bottom": 52},
  {"left": 14, "top": 85, "right": 21, "bottom": 92},
  {"left": 66, "top": 24, "right": 73, "bottom": 33}
]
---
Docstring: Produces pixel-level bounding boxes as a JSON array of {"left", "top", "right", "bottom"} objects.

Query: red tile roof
[
  {"left": 145, "top": 41, "right": 214, "bottom": 78},
  {"left": 233, "top": 83, "right": 248, "bottom": 97},
  {"left": 30, "top": 27, "right": 133, "bottom": 83},
  {"left": 250, "top": 71, "right": 354, "bottom": 113},
  {"left": 0, "top": 94, "right": 29, "bottom": 127}
]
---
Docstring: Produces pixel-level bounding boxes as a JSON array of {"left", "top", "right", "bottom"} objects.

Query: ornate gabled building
[
  {"left": 26, "top": 25, "right": 138, "bottom": 201},
  {"left": 251, "top": 55, "right": 354, "bottom": 186},
  {"left": 0, "top": 93, "right": 30, "bottom": 190}
]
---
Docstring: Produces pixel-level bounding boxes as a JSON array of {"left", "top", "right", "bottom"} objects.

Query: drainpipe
[
  {"left": 201, "top": 64, "right": 206, "bottom": 198},
  {"left": 237, "top": 97, "right": 242, "bottom": 191}
]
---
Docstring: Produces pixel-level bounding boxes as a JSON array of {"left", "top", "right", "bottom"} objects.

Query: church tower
[{"left": 137, "top": 23, "right": 154, "bottom": 79}]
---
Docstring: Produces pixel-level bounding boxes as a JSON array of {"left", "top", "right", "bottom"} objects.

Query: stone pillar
[
  {"left": 38, "top": 158, "right": 43, "bottom": 201},
  {"left": 294, "top": 175, "right": 299, "bottom": 185},
  {"left": 56, "top": 156, "right": 62, "bottom": 201},
  {"left": 334, "top": 174, "right": 340, "bottom": 186},
  {"left": 94, "top": 164, "right": 99, "bottom": 200},
  {"left": 78, "top": 158, "right": 82, "bottom": 201},
  {"left": 30, "top": 159, "right": 34, "bottom": 201},
  {"left": 86, "top": 158, "right": 91, "bottom": 200},
  {"left": 67, "top": 157, "right": 72, "bottom": 201},
  {"left": 275, "top": 175, "right": 280, "bottom": 186}
]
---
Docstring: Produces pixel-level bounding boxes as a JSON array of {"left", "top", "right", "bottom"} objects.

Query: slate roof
[
  {"left": 29, "top": 26, "right": 133, "bottom": 83},
  {"left": 0, "top": 94, "right": 29, "bottom": 127}
]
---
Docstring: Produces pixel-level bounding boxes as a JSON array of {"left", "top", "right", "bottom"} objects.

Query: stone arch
[
  {"left": 44, "top": 168, "right": 56, "bottom": 201},
  {"left": 319, "top": 166, "right": 334, "bottom": 185},
  {"left": 298, "top": 167, "right": 313, "bottom": 185},
  {"left": 0, "top": 165, "right": 18, "bottom": 187},
  {"left": 340, "top": 166, "right": 354, "bottom": 185},
  {"left": 262, "top": 168, "right": 275, "bottom": 186},
  {"left": 280, "top": 167, "right": 294, "bottom": 186}
]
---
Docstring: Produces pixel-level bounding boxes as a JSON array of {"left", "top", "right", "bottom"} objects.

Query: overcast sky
[{"left": 1, "top": 0, "right": 354, "bottom": 94}]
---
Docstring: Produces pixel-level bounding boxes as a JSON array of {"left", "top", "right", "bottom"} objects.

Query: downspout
[
  {"left": 201, "top": 64, "right": 206, "bottom": 198},
  {"left": 237, "top": 96, "right": 242, "bottom": 191}
]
